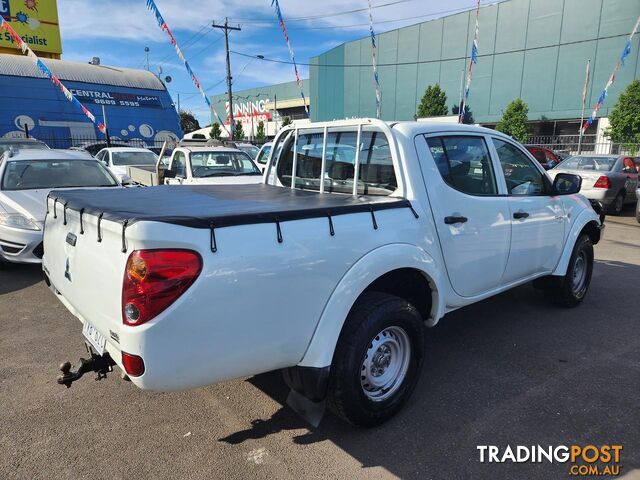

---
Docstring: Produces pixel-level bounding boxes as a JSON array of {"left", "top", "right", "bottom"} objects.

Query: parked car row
[{"left": 0, "top": 137, "right": 264, "bottom": 266}]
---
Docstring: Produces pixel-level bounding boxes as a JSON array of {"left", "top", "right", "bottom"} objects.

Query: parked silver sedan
[
  {"left": 549, "top": 154, "right": 639, "bottom": 215},
  {"left": 0, "top": 150, "right": 119, "bottom": 265}
]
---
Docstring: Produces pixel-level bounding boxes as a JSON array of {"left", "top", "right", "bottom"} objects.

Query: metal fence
[{"left": 525, "top": 134, "right": 639, "bottom": 156}]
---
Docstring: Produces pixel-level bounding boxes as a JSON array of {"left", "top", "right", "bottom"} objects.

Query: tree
[
  {"left": 495, "top": 98, "right": 530, "bottom": 142},
  {"left": 233, "top": 120, "right": 245, "bottom": 141},
  {"left": 281, "top": 116, "right": 292, "bottom": 127},
  {"left": 210, "top": 123, "right": 222, "bottom": 140},
  {"left": 256, "top": 121, "right": 266, "bottom": 141},
  {"left": 451, "top": 104, "right": 475, "bottom": 124},
  {"left": 179, "top": 110, "right": 200, "bottom": 133},
  {"left": 606, "top": 79, "right": 640, "bottom": 153},
  {"left": 416, "top": 84, "right": 448, "bottom": 118}
]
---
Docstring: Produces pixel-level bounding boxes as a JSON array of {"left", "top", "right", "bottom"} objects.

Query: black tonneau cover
[{"left": 49, "top": 184, "right": 414, "bottom": 229}]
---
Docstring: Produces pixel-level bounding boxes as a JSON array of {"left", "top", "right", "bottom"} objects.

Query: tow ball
[{"left": 57, "top": 351, "right": 116, "bottom": 388}]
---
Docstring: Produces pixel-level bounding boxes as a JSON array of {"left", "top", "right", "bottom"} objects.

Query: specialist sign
[{"left": 0, "top": 0, "right": 62, "bottom": 55}]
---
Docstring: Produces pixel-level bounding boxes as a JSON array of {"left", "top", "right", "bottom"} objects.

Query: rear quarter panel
[{"left": 110, "top": 207, "right": 425, "bottom": 391}]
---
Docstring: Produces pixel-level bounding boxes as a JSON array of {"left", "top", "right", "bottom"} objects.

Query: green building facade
[{"left": 309, "top": 0, "right": 640, "bottom": 125}]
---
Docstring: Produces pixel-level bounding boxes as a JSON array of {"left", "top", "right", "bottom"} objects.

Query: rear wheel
[
  {"left": 608, "top": 192, "right": 625, "bottom": 215},
  {"left": 548, "top": 234, "right": 593, "bottom": 308},
  {"left": 326, "top": 292, "right": 425, "bottom": 427}
]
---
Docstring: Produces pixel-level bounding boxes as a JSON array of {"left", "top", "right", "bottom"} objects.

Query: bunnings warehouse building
[{"left": 218, "top": 0, "right": 639, "bottom": 148}]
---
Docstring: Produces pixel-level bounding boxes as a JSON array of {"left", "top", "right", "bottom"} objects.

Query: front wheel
[
  {"left": 548, "top": 234, "right": 594, "bottom": 308},
  {"left": 326, "top": 292, "right": 425, "bottom": 427}
]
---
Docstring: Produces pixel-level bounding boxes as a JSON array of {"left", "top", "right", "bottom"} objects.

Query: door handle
[
  {"left": 513, "top": 211, "right": 530, "bottom": 219},
  {"left": 444, "top": 215, "right": 468, "bottom": 225}
]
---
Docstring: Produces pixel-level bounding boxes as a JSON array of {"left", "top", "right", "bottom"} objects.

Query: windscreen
[
  {"left": 559, "top": 156, "right": 617, "bottom": 172},
  {"left": 2, "top": 159, "right": 118, "bottom": 190},
  {"left": 190, "top": 151, "right": 261, "bottom": 178},
  {"left": 111, "top": 151, "right": 158, "bottom": 166},
  {"left": 0, "top": 142, "right": 49, "bottom": 155}
]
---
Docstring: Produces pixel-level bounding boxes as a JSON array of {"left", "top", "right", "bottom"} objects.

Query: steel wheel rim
[
  {"left": 360, "top": 326, "right": 411, "bottom": 402},
  {"left": 572, "top": 252, "right": 587, "bottom": 291}
]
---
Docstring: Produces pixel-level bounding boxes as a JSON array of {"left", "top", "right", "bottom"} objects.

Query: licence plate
[{"left": 82, "top": 321, "right": 106, "bottom": 355}]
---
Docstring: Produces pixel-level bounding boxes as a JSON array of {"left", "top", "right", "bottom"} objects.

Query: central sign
[{"left": 68, "top": 89, "right": 163, "bottom": 109}]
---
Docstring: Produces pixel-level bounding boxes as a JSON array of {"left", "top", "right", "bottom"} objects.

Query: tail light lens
[
  {"left": 122, "top": 352, "right": 145, "bottom": 376},
  {"left": 122, "top": 249, "right": 202, "bottom": 326},
  {"left": 593, "top": 176, "right": 611, "bottom": 189}
]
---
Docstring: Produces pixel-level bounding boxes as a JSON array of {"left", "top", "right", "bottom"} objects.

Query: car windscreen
[
  {"left": 2, "top": 159, "right": 118, "bottom": 190},
  {"left": 558, "top": 156, "right": 617, "bottom": 172},
  {"left": 111, "top": 151, "right": 158, "bottom": 166},
  {"left": 0, "top": 143, "right": 48, "bottom": 155},
  {"left": 190, "top": 151, "right": 261, "bottom": 178}
]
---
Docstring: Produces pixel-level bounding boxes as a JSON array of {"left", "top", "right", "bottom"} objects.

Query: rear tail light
[
  {"left": 122, "top": 352, "right": 145, "bottom": 376},
  {"left": 593, "top": 176, "right": 611, "bottom": 189},
  {"left": 122, "top": 249, "right": 202, "bottom": 326}
]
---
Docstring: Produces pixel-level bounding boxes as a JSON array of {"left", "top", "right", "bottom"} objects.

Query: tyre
[
  {"left": 548, "top": 234, "right": 594, "bottom": 308},
  {"left": 608, "top": 191, "right": 625, "bottom": 215},
  {"left": 326, "top": 292, "right": 425, "bottom": 427}
]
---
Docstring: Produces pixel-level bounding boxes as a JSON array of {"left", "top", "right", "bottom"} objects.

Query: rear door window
[{"left": 425, "top": 136, "right": 497, "bottom": 195}]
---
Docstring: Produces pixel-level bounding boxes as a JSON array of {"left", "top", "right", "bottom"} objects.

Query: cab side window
[
  {"left": 425, "top": 135, "right": 497, "bottom": 195},
  {"left": 493, "top": 139, "right": 547, "bottom": 195},
  {"left": 171, "top": 151, "right": 187, "bottom": 177}
]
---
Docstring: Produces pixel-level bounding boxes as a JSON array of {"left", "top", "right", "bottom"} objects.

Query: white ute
[{"left": 43, "top": 119, "right": 603, "bottom": 427}]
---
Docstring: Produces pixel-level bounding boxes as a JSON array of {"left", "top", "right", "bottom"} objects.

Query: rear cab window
[{"left": 270, "top": 127, "right": 398, "bottom": 196}]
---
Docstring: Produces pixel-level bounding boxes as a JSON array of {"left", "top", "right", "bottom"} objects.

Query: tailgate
[{"left": 43, "top": 197, "right": 128, "bottom": 346}]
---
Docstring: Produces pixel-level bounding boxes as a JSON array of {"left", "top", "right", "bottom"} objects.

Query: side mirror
[
  {"left": 553, "top": 173, "right": 582, "bottom": 195},
  {"left": 164, "top": 169, "right": 176, "bottom": 179}
]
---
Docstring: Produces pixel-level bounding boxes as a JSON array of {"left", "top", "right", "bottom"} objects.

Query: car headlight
[{"left": 0, "top": 213, "right": 41, "bottom": 231}]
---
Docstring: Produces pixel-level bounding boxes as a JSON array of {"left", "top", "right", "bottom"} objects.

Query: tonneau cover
[{"left": 49, "top": 184, "right": 413, "bottom": 229}]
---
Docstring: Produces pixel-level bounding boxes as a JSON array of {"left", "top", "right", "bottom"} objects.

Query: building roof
[{"left": 0, "top": 54, "right": 166, "bottom": 91}]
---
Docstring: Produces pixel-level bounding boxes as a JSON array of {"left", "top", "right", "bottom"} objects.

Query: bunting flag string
[
  {"left": 459, "top": 0, "right": 481, "bottom": 124},
  {"left": 0, "top": 17, "right": 106, "bottom": 134},
  {"left": 368, "top": 0, "right": 382, "bottom": 119},
  {"left": 582, "top": 14, "right": 640, "bottom": 133},
  {"left": 271, "top": 0, "right": 309, "bottom": 117},
  {"left": 145, "top": 0, "right": 229, "bottom": 134}
]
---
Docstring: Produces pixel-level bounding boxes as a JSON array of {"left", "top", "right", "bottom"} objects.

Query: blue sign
[{"left": 0, "top": 0, "right": 10, "bottom": 19}]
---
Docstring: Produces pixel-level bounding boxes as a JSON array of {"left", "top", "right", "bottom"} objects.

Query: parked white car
[
  {"left": 163, "top": 146, "right": 263, "bottom": 185},
  {"left": 0, "top": 150, "right": 119, "bottom": 265},
  {"left": 43, "top": 119, "right": 603, "bottom": 427},
  {"left": 234, "top": 142, "right": 260, "bottom": 160},
  {"left": 95, "top": 147, "right": 159, "bottom": 184},
  {"left": 255, "top": 142, "right": 272, "bottom": 172}
]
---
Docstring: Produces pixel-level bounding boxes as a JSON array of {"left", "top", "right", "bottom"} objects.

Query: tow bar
[{"left": 57, "top": 350, "right": 116, "bottom": 388}]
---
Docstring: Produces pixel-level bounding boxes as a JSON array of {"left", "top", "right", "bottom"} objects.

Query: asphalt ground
[{"left": 1, "top": 208, "right": 639, "bottom": 479}]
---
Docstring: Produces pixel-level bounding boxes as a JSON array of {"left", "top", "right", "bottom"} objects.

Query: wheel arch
[
  {"left": 553, "top": 210, "right": 602, "bottom": 276},
  {"left": 298, "top": 243, "right": 445, "bottom": 368}
]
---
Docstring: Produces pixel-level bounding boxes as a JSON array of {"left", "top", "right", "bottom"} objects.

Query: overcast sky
[{"left": 58, "top": 0, "right": 495, "bottom": 124}]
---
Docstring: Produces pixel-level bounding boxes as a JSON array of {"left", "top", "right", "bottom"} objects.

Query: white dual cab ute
[
  {"left": 125, "top": 140, "right": 262, "bottom": 186},
  {"left": 43, "top": 119, "right": 604, "bottom": 427}
]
